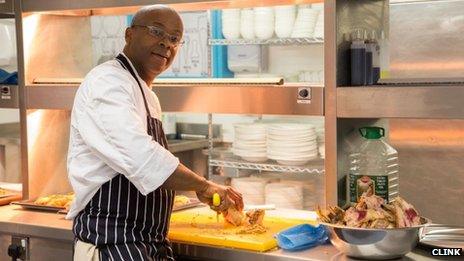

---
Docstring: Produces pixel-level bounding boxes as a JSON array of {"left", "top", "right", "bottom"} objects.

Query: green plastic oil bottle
[{"left": 347, "top": 127, "right": 399, "bottom": 204}]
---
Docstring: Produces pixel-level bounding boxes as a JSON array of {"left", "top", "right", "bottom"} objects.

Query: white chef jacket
[{"left": 66, "top": 53, "right": 179, "bottom": 219}]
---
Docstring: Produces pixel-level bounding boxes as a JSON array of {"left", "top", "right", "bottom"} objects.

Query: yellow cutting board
[{"left": 168, "top": 206, "right": 318, "bottom": 252}]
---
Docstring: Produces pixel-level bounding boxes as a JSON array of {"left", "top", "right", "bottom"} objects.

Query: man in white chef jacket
[{"left": 66, "top": 5, "right": 243, "bottom": 261}]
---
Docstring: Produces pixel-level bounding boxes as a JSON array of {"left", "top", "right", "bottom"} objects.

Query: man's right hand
[{"left": 196, "top": 180, "right": 244, "bottom": 212}]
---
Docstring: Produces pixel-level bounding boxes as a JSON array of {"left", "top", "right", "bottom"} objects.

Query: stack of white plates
[
  {"left": 282, "top": 179, "right": 318, "bottom": 210},
  {"left": 285, "top": 179, "right": 319, "bottom": 210},
  {"left": 231, "top": 177, "right": 269, "bottom": 205},
  {"left": 267, "top": 123, "right": 318, "bottom": 165},
  {"left": 233, "top": 123, "right": 267, "bottom": 162},
  {"left": 265, "top": 182, "right": 303, "bottom": 209},
  {"left": 222, "top": 9, "right": 241, "bottom": 39},
  {"left": 274, "top": 5, "right": 296, "bottom": 38},
  {"left": 291, "top": 5, "right": 318, "bottom": 38},
  {"left": 316, "top": 126, "right": 325, "bottom": 158}
]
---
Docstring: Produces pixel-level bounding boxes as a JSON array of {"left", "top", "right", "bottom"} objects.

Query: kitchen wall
[
  {"left": 387, "top": 0, "right": 464, "bottom": 225},
  {"left": 390, "top": 0, "right": 464, "bottom": 79}
]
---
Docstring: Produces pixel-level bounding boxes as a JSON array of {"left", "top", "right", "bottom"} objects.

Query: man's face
[{"left": 125, "top": 8, "right": 183, "bottom": 77}]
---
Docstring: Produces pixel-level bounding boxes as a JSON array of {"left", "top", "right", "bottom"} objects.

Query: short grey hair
[{"left": 130, "top": 5, "right": 178, "bottom": 26}]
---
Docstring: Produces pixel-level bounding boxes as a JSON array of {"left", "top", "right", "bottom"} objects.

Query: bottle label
[{"left": 349, "top": 174, "right": 389, "bottom": 202}]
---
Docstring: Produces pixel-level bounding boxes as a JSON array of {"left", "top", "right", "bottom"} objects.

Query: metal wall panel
[
  {"left": 390, "top": 0, "right": 464, "bottom": 79},
  {"left": 390, "top": 119, "right": 464, "bottom": 225},
  {"left": 337, "top": 85, "right": 464, "bottom": 119}
]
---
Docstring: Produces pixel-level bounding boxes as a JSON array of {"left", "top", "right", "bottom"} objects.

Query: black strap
[{"left": 115, "top": 53, "right": 152, "bottom": 118}]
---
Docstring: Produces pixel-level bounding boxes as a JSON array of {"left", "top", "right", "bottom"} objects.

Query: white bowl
[
  {"left": 240, "top": 8, "right": 255, "bottom": 39},
  {"left": 222, "top": 9, "right": 240, "bottom": 39},
  {"left": 275, "top": 22, "right": 294, "bottom": 38},
  {"left": 255, "top": 28, "right": 274, "bottom": 39}
]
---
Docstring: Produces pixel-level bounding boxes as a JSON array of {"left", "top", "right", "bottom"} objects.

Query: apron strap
[{"left": 115, "top": 53, "right": 152, "bottom": 118}]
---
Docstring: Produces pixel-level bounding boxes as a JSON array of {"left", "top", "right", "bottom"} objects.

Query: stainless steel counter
[{"left": 0, "top": 205, "right": 438, "bottom": 261}]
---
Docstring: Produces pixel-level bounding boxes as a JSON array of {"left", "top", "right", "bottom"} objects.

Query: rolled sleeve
[{"left": 77, "top": 72, "right": 178, "bottom": 195}]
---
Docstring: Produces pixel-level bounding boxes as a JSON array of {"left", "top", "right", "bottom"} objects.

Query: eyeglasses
[{"left": 132, "top": 25, "right": 184, "bottom": 46}]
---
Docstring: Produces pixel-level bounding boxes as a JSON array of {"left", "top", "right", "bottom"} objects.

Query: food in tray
[
  {"left": 317, "top": 190, "right": 422, "bottom": 229},
  {"left": 34, "top": 193, "right": 74, "bottom": 208},
  {"left": 222, "top": 207, "right": 267, "bottom": 234},
  {"left": 0, "top": 188, "right": 12, "bottom": 196},
  {"left": 173, "top": 195, "right": 191, "bottom": 208}
]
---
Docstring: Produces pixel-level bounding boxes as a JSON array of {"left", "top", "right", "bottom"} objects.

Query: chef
[{"left": 66, "top": 5, "right": 243, "bottom": 261}]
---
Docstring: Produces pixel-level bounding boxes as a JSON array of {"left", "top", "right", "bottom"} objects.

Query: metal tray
[
  {"left": 11, "top": 200, "right": 66, "bottom": 212},
  {"left": 0, "top": 188, "right": 19, "bottom": 199},
  {"left": 0, "top": 192, "right": 18, "bottom": 199},
  {"left": 419, "top": 224, "right": 464, "bottom": 249}
]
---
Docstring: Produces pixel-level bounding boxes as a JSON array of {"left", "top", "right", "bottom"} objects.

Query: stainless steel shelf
[
  {"left": 0, "top": 13, "right": 14, "bottom": 18},
  {"left": 26, "top": 83, "right": 324, "bottom": 115},
  {"left": 208, "top": 37, "right": 324, "bottom": 46},
  {"left": 337, "top": 85, "right": 464, "bottom": 119},
  {"left": 21, "top": 0, "right": 223, "bottom": 12},
  {"left": 209, "top": 150, "right": 324, "bottom": 174}
]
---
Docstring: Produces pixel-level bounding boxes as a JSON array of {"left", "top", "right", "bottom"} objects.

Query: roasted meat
[
  {"left": 221, "top": 207, "right": 267, "bottom": 234},
  {"left": 317, "top": 192, "right": 422, "bottom": 229},
  {"left": 244, "top": 209, "right": 265, "bottom": 226},
  {"left": 223, "top": 206, "right": 245, "bottom": 226},
  {"left": 391, "top": 197, "right": 421, "bottom": 228}
]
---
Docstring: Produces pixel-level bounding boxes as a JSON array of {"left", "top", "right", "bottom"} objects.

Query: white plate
[
  {"left": 267, "top": 150, "right": 319, "bottom": 157},
  {"left": 240, "top": 156, "right": 268, "bottom": 162},
  {"left": 267, "top": 131, "right": 316, "bottom": 137},
  {"left": 276, "top": 159, "right": 310, "bottom": 166},
  {"left": 233, "top": 143, "right": 266, "bottom": 149},
  {"left": 267, "top": 149, "right": 318, "bottom": 156},
  {"left": 267, "top": 146, "right": 318, "bottom": 152},
  {"left": 268, "top": 154, "right": 318, "bottom": 161},
  {"left": 234, "top": 150, "right": 267, "bottom": 156},
  {"left": 268, "top": 123, "right": 315, "bottom": 131},
  {"left": 267, "top": 142, "right": 318, "bottom": 150},
  {"left": 234, "top": 140, "right": 266, "bottom": 146}
]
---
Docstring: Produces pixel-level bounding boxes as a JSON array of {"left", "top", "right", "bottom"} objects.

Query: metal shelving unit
[
  {"left": 209, "top": 150, "right": 324, "bottom": 174},
  {"left": 208, "top": 37, "right": 324, "bottom": 46}
]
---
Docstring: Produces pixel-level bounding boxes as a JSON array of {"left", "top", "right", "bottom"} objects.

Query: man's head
[{"left": 123, "top": 5, "right": 183, "bottom": 80}]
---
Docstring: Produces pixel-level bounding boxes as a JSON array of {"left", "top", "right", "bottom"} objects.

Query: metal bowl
[{"left": 320, "top": 217, "right": 432, "bottom": 260}]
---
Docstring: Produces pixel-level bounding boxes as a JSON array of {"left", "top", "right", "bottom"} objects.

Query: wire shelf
[
  {"left": 209, "top": 150, "right": 324, "bottom": 174},
  {"left": 208, "top": 37, "right": 324, "bottom": 46}
]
